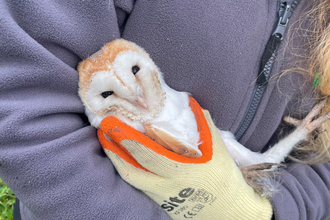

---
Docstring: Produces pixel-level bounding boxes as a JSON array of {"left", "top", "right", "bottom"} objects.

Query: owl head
[{"left": 77, "top": 39, "right": 166, "bottom": 128}]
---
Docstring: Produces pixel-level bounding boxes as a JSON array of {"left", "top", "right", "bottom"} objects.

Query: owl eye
[
  {"left": 132, "top": 65, "right": 140, "bottom": 75},
  {"left": 101, "top": 91, "right": 114, "bottom": 98}
]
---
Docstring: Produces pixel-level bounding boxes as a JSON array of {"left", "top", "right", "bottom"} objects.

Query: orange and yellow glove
[{"left": 98, "top": 98, "right": 272, "bottom": 220}]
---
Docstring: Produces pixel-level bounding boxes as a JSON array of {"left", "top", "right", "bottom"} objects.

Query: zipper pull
[{"left": 272, "top": 2, "right": 291, "bottom": 40}]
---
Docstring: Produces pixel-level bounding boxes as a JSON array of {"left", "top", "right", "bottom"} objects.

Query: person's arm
[
  {"left": 0, "top": 0, "right": 171, "bottom": 219},
  {"left": 270, "top": 161, "right": 330, "bottom": 220}
]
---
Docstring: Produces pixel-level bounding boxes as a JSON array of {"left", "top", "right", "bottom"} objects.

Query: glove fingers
[
  {"left": 104, "top": 148, "right": 163, "bottom": 191},
  {"left": 100, "top": 102, "right": 235, "bottom": 178},
  {"left": 120, "top": 139, "right": 189, "bottom": 177},
  {"left": 101, "top": 115, "right": 213, "bottom": 168},
  {"left": 98, "top": 129, "right": 148, "bottom": 171}
]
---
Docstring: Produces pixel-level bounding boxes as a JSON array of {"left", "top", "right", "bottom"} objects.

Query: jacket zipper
[{"left": 234, "top": 0, "right": 301, "bottom": 141}]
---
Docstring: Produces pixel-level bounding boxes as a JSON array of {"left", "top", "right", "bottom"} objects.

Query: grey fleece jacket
[{"left": 1, "top": 0, "right": 330, "bottom": 219}]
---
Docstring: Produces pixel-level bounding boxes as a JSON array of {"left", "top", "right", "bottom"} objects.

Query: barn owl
[{"left": 77, "top": 39, "right": 330, "bottom": 195}]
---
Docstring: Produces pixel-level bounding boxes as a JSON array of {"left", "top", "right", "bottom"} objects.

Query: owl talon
[
  {"left": 240, "top": 163, "right": 282, "bottom": 178},
  {"left": 240, "top": 163, "right": 283, "bottom": 195},
  {"left": 284, "top": 100, "right": 330, "bottom": 140}
]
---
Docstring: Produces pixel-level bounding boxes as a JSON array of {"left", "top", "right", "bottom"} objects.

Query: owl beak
[{"left": 137, "top": 95, "right": 149, "bottom": 109}]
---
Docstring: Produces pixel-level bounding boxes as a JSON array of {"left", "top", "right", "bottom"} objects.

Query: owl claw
[
  {"left": 240, "top": 163, "right": 282, "bottom": 179},
  {"left": 240, "top": 163, "right": 283, "bottom": 195},
  {"left": 284, "top": 100, "right": 330, "bottom": 140}
]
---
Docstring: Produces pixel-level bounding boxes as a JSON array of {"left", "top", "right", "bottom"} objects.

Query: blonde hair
[{"left": 289, "top": 0, "right": 330, "bottom": 164}]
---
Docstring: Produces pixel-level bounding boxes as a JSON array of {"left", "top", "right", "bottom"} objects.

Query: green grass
[{"left": 0, "top": 178, "right": 15, "bottom": 220}]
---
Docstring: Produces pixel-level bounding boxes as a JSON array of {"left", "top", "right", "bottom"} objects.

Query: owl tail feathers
[{"left": 98, "top": 97, "right": 215, "bottom": 169}]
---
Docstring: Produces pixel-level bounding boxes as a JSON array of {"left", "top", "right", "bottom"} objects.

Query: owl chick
[{"left": 78, "top": 39, "right": 330, "bottom": 195}]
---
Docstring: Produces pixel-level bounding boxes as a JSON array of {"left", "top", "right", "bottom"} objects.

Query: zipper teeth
[
  {"left": 264, "top": 55, "right": 275, "bottom": 76},
  {"left": 235, "top": 87, "right": 265, "bottom": 140},
  {"left": 234, "top": 54, "right": 275, "bottom": 140},
  {"left": 234, "top": 0, "right": 300, "bottom": 141}
]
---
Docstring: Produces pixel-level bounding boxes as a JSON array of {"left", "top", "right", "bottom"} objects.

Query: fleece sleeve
[
  {"left": 0, "top": 0, "right": 171, "bottom": 219},
  {"left": 270, "top": 161, "right": 330, "bottom": 220}
]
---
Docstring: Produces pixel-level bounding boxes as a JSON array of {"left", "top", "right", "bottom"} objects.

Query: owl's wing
[{"left": 144, "top": 124, "right": 202, "bottom": 158}]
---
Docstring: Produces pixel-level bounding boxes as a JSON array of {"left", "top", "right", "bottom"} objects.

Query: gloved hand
[{"left": 98, "top": 98, "right": 272, "bottom": 220}]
